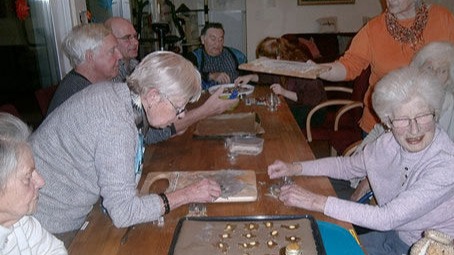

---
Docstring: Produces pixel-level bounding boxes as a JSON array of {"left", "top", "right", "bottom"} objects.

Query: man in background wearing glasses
[
  {"left": 106, "top": 17, "right": 238, "bottom": 144},
  {"left": 105, "top": 17, "right": 139, "bottom": 83}
]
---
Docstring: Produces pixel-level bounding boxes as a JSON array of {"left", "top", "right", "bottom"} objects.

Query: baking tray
[
  {"left": 168, "top": 215, "right": 326, "bottom": 255},
  {"left": 239, "top": 58, "right": 330, "bottom": 79},
  {"left": 193, "top": 112, "right": 264, "bottom": 139}
]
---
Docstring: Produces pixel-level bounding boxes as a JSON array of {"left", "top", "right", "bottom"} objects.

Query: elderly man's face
[
  {"left": 0, "top": 145, "right": 45, "bottom": 226},
  {"left": 93, "top": 34, "right": 122, "bottom": 80},
  {"left": 390, "top": 97, "right": 436, "bottom": 152},
  {"left": 111, "top": 21, "right": 139, "bottom": 60},
  {"left": 201, "top": 28, "right": 224, "bottom": 57}
]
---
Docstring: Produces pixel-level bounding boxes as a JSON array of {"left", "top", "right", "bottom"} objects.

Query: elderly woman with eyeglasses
[
  {"left": 268, "top": 66, "right": 454, "bottom": 254},
  {"left": 30, "top": 51, "right": 221, "bottom": 246},
  {"left": 350, "top": 41, "right": 454, "bottom": 202},
  {"left": 0, "top": 113, "right": 67, "bottom": 254}
]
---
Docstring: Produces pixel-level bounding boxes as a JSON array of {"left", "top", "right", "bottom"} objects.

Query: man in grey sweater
[{"left": 47, "top": 23, "right": 122, "bottom": 115}]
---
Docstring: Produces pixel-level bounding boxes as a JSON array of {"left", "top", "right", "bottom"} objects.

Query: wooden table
[{"left": 68, "top": 85, "right": 353, "bottom": 254}]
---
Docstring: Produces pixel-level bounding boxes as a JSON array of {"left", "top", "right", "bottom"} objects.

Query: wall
[
  {"left": 245, "top": 0, "right": 382, "bottom": 60},
  {"left": 245, "top": 0, "right": 454, "bottom": 61}
]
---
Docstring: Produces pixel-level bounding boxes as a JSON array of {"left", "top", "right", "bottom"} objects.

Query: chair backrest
[
  {"left": 0, "top": 104, "right": 21, "bottom": 118},
  {"left": 351, "top": 66, "right": 371, "bottom": 102},
  {"left": 34, "top": 85, "right": 58, "bottom": 117},
  {"left": 348, "top": 66, "right": 371, "bottom": 119}
]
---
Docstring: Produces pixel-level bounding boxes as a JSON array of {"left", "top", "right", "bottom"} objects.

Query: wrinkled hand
[
  {"left": 201, "top": 87, "right": 238, "bottom": 115},
  {"left": 270, "top": 83, "right": 284, "bottom": 95},
  {"left": 234, "top": 74, "right": 256, "bottom": 86},
  {"left": 210, "top": 72, "right": 231, "bottom": 84},
  {"left": 186, "top": 178, "right": 222, "bottom": 203},
  {"left": 268, "top": 160, "right": 300, "bottom": 179},
  {"left": 279, "top": 184, "right": 327, "bottom": 212}
]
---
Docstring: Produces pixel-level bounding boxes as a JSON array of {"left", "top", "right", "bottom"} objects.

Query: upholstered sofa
[
  {"left": 281, "top": 32, "right": 372, "bottom": 155},
  {"left": 282, "top": 32, "right": 356, "bottom": 63}
]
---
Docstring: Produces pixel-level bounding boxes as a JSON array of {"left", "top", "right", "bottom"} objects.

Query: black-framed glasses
[
  {"left": 117, "top": 33, "right": 140, "bottom": 41},
  {"left": 389, "top": 113, "right": 435, "bottom": 128},
  {"left": 161, "top": 93, "right": 185, "bottom": 117}
]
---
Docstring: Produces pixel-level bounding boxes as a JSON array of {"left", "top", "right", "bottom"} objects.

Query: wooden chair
[
  {"left": 305, "top": 66, "right": 371, "bottom": 156},
  {"left": 34, "top": 85, "right": 57, "bottom": 117},
  {"left": 0, "top": 104, "right": 21, "bottom": 118}
]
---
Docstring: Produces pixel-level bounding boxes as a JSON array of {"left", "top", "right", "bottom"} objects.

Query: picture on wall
[{"left": 298, "top": 0, "right": 355, "bottom": 5}]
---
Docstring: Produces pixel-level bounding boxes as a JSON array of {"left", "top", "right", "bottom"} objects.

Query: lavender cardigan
[{"left": 299, "top": 126, "right": 454, "bottom": 245}]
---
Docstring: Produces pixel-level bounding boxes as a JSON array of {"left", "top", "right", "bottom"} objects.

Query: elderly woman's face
[
  {"left": 0, "top": 145, "right": 45, "bottom": 226},
  {"left": 386, "top": 0, "right": 416, "bottom": 18},
  {"left": 142, "top": 89, "right": 187, "bottom": 128},
  {"left": 421, "top": 60, "right": 450, "bottom": 88},
  {"left": 390, "top": 97, "right": 436, "bottom": 152}
]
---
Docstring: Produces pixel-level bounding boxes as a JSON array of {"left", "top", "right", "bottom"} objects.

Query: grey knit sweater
[
  {"left": 47, "top": 69, "right": 91, "bottom": 115},
  {"left": 31, "top": 82, "right": 162, "bottom": 233}
]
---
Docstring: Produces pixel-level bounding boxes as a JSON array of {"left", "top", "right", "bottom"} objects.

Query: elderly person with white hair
[
  {"left": 0, "top": 113, "right": 67, "bottom": 254},
  {"left": 351, "top": 41, "right": 454, "bottom": 202},
  {"left": 47, "top": 23, "right": 122, "bottom": 115},
  {"left": 268, "top": 66, "right": 454, "bottom": 255},
  {"left": 31, "top": 51, "right": 221, "bottom": 246}
]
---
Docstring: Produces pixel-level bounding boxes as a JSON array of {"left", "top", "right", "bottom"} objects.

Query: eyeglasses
[
  {"left": 161, "top": 93, "right": 186, "bottom": 117},
  {"left": 389, "top": 113, "right": 435, "bottom": 128},
  {"left": 117, "top": 33, "right": 140, "bottom": 41}
]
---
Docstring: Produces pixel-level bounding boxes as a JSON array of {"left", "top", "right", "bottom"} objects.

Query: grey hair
[
  {"left": 127, "top": 51, "right": 201, "bottom": 103},
  {"left": 410, "top": 41, "right": 454, "bottom": 93},
  {"left": 62, "top": 23, "right": 111, "bottom": 67},
  {"left": 372, "top": 66, "right": 444, "bottom": 126},
  {"left": 0, "top": 113, "right": 32, "bottom": 191},
  {"left": 201, "top": 22, "right": 224, "bottom": 36}
]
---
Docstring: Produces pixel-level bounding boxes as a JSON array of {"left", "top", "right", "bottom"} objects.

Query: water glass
[{"left": 266, "top": 93, "right": 278, "bottom": 112}]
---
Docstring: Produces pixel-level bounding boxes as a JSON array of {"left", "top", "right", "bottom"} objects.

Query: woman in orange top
[{"left": 317, "top": 0, "right": 454, "bottom": 133}]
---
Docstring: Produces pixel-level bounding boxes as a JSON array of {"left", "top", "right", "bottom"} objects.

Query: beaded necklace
[{"left": 385, "top": 3, "right": 429, "bottom": 50}]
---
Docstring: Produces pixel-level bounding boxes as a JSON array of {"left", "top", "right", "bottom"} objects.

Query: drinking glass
[{"left": 266, "top": 93, "right": 278, "bottom": 112}]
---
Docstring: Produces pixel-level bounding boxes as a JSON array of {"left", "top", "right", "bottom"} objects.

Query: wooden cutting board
[{"left": 140, "top": 169, "right": 257, "bottom": 202}]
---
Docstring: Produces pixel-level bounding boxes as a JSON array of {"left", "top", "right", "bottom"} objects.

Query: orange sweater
[{"left": 339, "top": 4, "right": 454, "bottom": 133}]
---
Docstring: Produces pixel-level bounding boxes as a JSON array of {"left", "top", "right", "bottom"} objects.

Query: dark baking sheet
[
  {"left": 193, "top": 112, "right": 264, "bottom": 139},
  {"left": 168, "top": 215, "right": 326, "bottom": 255}
]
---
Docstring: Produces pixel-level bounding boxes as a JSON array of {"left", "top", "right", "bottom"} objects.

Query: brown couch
[
  {"left": 282, "top": 32, "right": 356, "bottom": 63},
  {"left": 282, "top": 33, "right": 372, "bottom": 155}
]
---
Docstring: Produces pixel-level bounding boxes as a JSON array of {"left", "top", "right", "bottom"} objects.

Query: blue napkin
[{"left": 317, "top": 221, "right": 365, "bottom": 255}]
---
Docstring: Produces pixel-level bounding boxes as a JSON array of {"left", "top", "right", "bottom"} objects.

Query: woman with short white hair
[
  {"left": 351, "top": 41, "right": 454, "bottom": 202},
  {"left": 268, "top": 66, "right": 454, "bottom": 254},
  {"left": 31, "top": 51, "right": 221, "bottom": 246},
  {"left": 0, "top": 113, "right": 67, "bottom": 254}
]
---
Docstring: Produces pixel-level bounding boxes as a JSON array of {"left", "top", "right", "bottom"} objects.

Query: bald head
[{"left": 105, "top": 17, "right": 139, "bottom": 61}]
